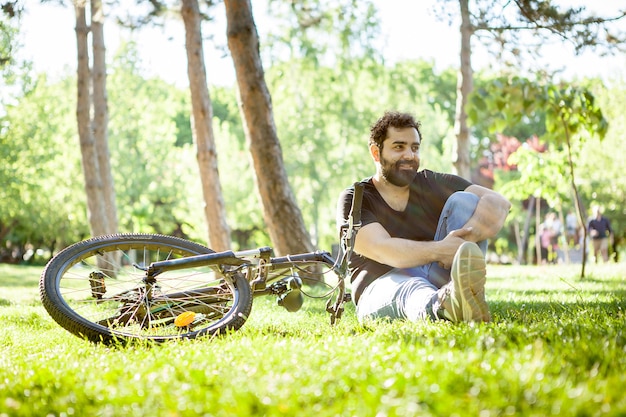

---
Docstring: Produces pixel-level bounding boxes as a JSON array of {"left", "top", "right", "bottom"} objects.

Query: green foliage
[
  {"left": 265, "top": 0, "right": 381, "bottom": 65},
  {"left": 503, "top": 146, "right": 568, "bottom": 205},
  {"left": 0, "top": 2, "right": 20, "bottom": 71},
  {"left": 108, "top": 43, "right": 205, "bottom": 240},
  {"left": 0, "top": 39, "right": 239, "bottom": 255},
  {"left": 470, "top": 72, "right": 547, "bottom": 143},
  {"left": 2, "top": 0, "right": 625, "bottom": 262},
  {"left": 0, "top": 74, "right": 89, "bottom": 255},
  {"left": 541, "top": 84, "right": 608, "bottom": 144},
  {"left": 576, "top": 78, "right": 626, "bottom": 237},
  {"left": 2, "top": 263, "right": 626, "bottom": 416},
  {"left": 469, "top": 74, "right": 616, "bottom": 268},
  {"left": 211, "top": 90, "right": 267, "bottom": 250},
  {"left": 266, "top": 59, "right": 372, "bottom": 248},
  {"left": 471, "top": 76, "right": 607, "bottom": 145},
  {"left": 0, "top": 15, "right": 34, "bottom": 121},
  {"left": 469, "top": 74, "right": 607, "bottom": 207},
  {"left": 267, "top": 58, "right": 455, "bottom": 249}
]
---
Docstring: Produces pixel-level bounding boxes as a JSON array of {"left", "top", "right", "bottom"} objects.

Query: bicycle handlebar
[{"left": 149, "top": 182, "right": 365, "bottom": 279}]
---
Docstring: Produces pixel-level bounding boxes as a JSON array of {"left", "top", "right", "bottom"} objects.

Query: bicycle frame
[
  {"left": 138, "top": 182, "right": 364, "bottom": 325},
  {"left": 39, "top": 183, "right": 364, "bottom": 342},
  {"left": 138, "top": 247, "right": 346, "bottom": 323}
]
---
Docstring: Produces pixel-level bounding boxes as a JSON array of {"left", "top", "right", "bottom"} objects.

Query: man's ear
[{"left": 370, "top": 143, "right": 381, "bottom": 162}]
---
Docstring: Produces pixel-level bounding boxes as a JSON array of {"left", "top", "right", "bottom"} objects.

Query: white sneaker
[{"left": 440, "top": 241, "right": 491, "bottom": 323}]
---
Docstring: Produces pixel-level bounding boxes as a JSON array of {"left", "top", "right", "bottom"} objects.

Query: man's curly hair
[{"left": 369, "top": 111, "right": 422, "bottom": 149}]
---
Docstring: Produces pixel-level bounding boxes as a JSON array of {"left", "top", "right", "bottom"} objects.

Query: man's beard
[{"left": 380, "top": 155, "right": 419, "bottom": 187}]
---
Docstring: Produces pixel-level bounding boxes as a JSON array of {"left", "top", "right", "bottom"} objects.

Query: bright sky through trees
[{"left": 18, "top": 0, "right": 626, "bottom": 86}]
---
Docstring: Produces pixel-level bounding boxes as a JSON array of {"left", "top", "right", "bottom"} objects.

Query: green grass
[{"left": 1, "top": 262, "right": 625, "bottom": 416}]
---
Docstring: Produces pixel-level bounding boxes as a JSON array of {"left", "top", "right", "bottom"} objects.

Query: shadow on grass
[
  {"left": 0, "top": 276, "right": 40, "bottom": 288},
  {"left": 490, "top": 288, "right": 626, "bottom": 298},
  {"left": 577, "top": 276, "right": 626, "bottom": 284},
  {"left": 0, "top": 265, "right": 42, "bottom": 288},
  {"left": 488, "top": 274, "right": 626, "bottom": 285},
  {"left": 490, "top": 298, "right": 626, "bottom": 323}
]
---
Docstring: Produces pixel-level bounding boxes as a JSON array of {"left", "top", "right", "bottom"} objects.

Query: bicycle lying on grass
[{"left": 39, "top": 184, "right": 363, "bottom": 344}]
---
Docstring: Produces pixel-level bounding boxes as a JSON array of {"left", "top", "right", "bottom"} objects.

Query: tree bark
[
  {"left": 535, "top": 196, "right": 541, "bottom": 264},
  {"left": 91, "top": 0, "right": 117, "bottom": 235},
  {"left": 181, "top": 0, "right": 231, "bottom": 252},
  {"left": 519, "top": 195, "right": 535, "bottom": 265},
  {"left": 74, "top": 0, "right": 108, "bottom": 237},
  {"left": 224, "top": 0, "right": 313, "bottom": 256},
  {"left": 453, "top": 0, "right": 473, "bottom": 180}
]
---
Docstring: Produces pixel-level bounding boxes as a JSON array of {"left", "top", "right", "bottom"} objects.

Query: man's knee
[
  {"left": 444, "top": 191, "right": 488, "bottom": 254},
  {"left": 445, "top": 191, "right": 480, "bottom": 213}
]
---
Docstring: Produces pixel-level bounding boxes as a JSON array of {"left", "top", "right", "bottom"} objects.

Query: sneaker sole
[{"left": 451, "top": 242, "right": 491, "bottom": 322}]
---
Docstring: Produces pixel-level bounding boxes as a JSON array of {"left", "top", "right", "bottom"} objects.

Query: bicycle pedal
[
  {"left": 278, "top": 290, "right": 303, "bottom": 312},
  {"left": 89, "top": 271, "right": 106, "bottom": 299}
]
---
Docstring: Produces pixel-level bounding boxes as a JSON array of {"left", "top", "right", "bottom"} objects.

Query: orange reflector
[{"left": 174, "top": 311, "right": 196, "bottom": 327}]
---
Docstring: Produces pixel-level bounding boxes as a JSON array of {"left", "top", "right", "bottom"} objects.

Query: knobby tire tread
[{"left": 39, "top": 233, "right": 253, "bottom": 344}]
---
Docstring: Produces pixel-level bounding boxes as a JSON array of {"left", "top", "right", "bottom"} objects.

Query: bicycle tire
[{"left": 40, "top": 233, "right": 253, "bottom": 344}]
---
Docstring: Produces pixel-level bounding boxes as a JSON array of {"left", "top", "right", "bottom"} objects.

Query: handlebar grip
[{"left": 350, "top": 182, "right": 364, "bottom": 225}]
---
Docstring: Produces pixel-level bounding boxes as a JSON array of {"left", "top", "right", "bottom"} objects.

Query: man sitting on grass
[{"left": 337, "top": 111, "right": 511, "bottom": 324}]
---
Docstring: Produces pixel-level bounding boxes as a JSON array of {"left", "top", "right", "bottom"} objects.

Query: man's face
[{"left": 377, "top": 127, "right": 421, "bottom": 187}]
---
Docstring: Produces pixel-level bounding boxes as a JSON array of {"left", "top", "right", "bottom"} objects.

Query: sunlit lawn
[{"left": 1, "top": 261, "right": 625, "bottom": 416}]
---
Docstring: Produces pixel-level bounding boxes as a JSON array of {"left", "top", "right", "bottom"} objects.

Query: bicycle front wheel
[{"left": 40, "top": 234, "right": 252, "bottom": 344}]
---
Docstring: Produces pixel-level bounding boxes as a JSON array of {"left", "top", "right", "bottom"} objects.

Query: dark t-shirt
[
  {"left": 336, "top": 170, "right": 471, "bottom": 303},
  {"left": 588, "top": 216, "right": 612, "bottom": 240}
]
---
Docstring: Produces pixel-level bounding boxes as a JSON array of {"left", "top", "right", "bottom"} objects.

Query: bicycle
[{"left": 39, "top": 183, "right": 363, "bottom": 344}]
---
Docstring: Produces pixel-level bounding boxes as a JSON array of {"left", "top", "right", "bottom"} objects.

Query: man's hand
[
  {"left": 435, "top": 227, "right": 473, "bottom": 269},
  {"left": 463, "top": 185, "right": 511, "bottom": 242}
]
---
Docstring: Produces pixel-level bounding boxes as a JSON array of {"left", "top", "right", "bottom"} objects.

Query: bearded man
[{"left": 336, "top": 111, "right": 511, "bottom": 324}]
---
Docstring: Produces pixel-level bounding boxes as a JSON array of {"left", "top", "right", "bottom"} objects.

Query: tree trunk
[
  {"left": 453, "top": 0, "right": 473, "bottom": 180},
  {"left": 563, "top": 124, "right": 587, "bottom": 278},
  {"left": 224, "top": 0, "right": 313, "bottom": 256},
  {"left": 535, "top": 196, "right": 541, "bottom": 264},
  {"left": 91, "top": 0, "right": 118, "bottom": 235},
  {"left": 181, "top": 0, "right": 231, "bottom": 252},
  {"left": 74, "top": 0, "right": 108, "bottom": 237},
  {"left": 519, "top": 195, "right": 535, "bottom": 265}
]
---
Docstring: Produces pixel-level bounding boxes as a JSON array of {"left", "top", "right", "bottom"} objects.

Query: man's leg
[
  {"left": 409, "top": 191, "right": 487, "bottom": 289},
  {"left": 356, "top": 272, "right": 439, "bottom": 323},
  {"left": 358, "top": 192, "right": 491, "bottom": 324},
  {"left": 592, "top": 239, "right": 602, "bottom": 263},
  {"left": 437, "top": 241, "right": 491, "bottom": 322},
  {"left": 359, "top": 240, "right": 491, "bottom": 323},
  {"left": 418, "top": 192, "right": 490, "bottom": 322},
  {"left": 600, "top": 238, "right": 610, "bottom": 262}
]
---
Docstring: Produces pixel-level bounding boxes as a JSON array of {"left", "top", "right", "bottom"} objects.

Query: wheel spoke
[{"left": 40, "top": 234, "right": 252, "bottom": 343}]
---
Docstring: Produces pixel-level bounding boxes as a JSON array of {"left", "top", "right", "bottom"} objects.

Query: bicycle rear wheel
[{"left": 40, "top": 234, "right": 252, "bottom": 344}]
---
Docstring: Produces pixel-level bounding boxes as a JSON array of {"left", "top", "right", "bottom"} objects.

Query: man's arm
[
  {"left": 588, "top": 220, "right": 598, "bottom": 237},
  {"left": 461, "top": 184, "right": 511, "bottom": 243},
  {"left": 354, "top": 223, "right": 472, "bottom": 270},
  {"left": 352, "top": 184, "right": 511, "bottom": 270}
]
